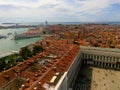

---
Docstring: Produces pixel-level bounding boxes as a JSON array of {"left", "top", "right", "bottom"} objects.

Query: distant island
[
  {"left": 2, "top": 23, "right": 20, "bottom": 24},
  {"left": 0, "top": 24, "right": 39, "bottom": 29}
]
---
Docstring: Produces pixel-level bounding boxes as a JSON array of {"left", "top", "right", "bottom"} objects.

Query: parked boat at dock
[{"left": 0, "top": 35, "right": 7, "bottom": 39}]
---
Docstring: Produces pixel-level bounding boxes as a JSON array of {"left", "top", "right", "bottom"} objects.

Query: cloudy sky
[{"left": 0, "top": 0, "right": 120, "bottom": 22}]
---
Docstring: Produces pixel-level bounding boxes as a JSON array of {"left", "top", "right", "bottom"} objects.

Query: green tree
[
  {"left": 19, "top": 46, "right": 32, "bottom": 60},
  {"left": 0, "top": 60, "right": 6, "bottom": 71},
  {"left": 32, "top": 45, "right": 44, "bottom": 55}
]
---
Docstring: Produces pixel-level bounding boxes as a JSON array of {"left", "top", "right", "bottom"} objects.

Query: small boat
[
  {"left": 7, "top": 33, "right": 12, "bottom": 35},
  {"left": 0, "top": 35, "right": 7, "bottom": 39}
]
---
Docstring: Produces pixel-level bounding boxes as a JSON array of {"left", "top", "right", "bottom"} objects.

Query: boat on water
[
  {"left": 7, "top": 33, "right": 12, "bottom": 35},
  {"left": 0, "top": 35, "right": 7, "bottom": 39}
]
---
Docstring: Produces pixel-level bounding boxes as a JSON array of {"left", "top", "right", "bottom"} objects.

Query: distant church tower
[
  {"left": 45, "top": 21, "right": 48, "bottom": 26},
  {"left": 43, "top": 21, "right": 52, "bottom": 34}
]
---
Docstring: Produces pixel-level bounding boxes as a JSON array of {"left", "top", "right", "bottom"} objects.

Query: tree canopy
[
  {"left": 19, "top": 46, "right": 32, "bottom": 60},
  {"left": 32, "top": 45, "right": 44, "bottom": 55}
]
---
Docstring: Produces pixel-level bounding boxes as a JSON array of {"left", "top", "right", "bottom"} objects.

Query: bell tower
[{"left": 43, "top": 21, "right": 52, "bottom": 34}]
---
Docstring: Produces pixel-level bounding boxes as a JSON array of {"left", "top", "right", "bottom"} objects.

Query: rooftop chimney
[
  {"left": 21, "top": 84, "right": 25, "bottom": 90},
  {"left": 34, "top": 87, "right": 37, "bottom": 90}
]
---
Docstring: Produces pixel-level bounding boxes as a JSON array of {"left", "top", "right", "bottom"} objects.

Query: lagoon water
[
  {"left": 0, "top": 21, "right": 120, "bottom": 55},
  {"left": 0, "top": 28, "right": 43, "bottom": 55}
]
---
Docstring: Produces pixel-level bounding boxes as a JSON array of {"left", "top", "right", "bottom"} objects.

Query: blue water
[
  {"left": 0, "top": 21, "right": 119, "bottom": 55},
  {"left": 0, "top": 28, "right": 43, "bottom": 55}
]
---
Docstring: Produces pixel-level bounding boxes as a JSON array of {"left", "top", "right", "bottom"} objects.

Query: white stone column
[
  {"left": 87, "top": 54, "right": 88, "bottom": 59},
  {"left": 111, "top": 57, "right": 113, "bottom": 62},
  {"left": 104, "top": 63, "right": 106, "bottom": 67},
  {"left": 102, "top": 56, "right": 104, "bottom": 60},
  {"left": 117, "top": 65, "right": 120, "bottom": 69},
  {"left": 98, "top": 62, "right": 100, "bottom": 66},
  {"left": 90, "top": 54, "right": 91, "bottom": 58},
  {"left": 111, "top": 63, "right": 113, "bottom": 68},
  {"left": 101, "top": 62, "right": 103, "bottom": 67},
  {"left": 114, "top": 64, "right": 116, "bottom": 68},
  {"left": 107, "top": 63, "right": 109, "bottom": 67}
]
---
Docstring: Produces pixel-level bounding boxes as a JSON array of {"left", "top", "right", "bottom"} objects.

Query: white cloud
[
  {"left": 0, "top": 0, "right": 61, "bottom": 8},
  {"left": 0, "top": 0, "right": 120, "bottom": 22}
]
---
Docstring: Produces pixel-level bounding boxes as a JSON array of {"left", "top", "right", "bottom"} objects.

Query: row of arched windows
[{"left": 81, "top": 53, "right": 120, "bottom": 62}]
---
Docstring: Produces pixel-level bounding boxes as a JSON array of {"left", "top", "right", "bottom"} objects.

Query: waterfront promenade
[{"left": 0, "top": 51, "right": 19, "bottom": 58}]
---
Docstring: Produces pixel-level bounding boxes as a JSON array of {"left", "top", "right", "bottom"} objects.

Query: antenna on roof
[{"left": 21, "top": 84, "right": 25, "bottom": 90}]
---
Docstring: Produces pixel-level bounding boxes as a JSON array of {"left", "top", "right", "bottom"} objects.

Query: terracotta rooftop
[
  {"left": 29, "top": 44, "right": 80, "bottom": 90},
  {"left": 0, "top": 68, "right": 17, "bottom": 87},
  {"left": 0, "top": 39, "right": 80, "bottom": 90}
]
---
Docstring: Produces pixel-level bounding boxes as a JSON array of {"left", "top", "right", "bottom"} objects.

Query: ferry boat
[{"left": 0, "top": 35, "right": 7, "bottom": 39}]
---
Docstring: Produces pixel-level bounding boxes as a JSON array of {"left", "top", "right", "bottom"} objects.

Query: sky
[{"left": 0, "top": 0, "right": 120, "bottom": 22}]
